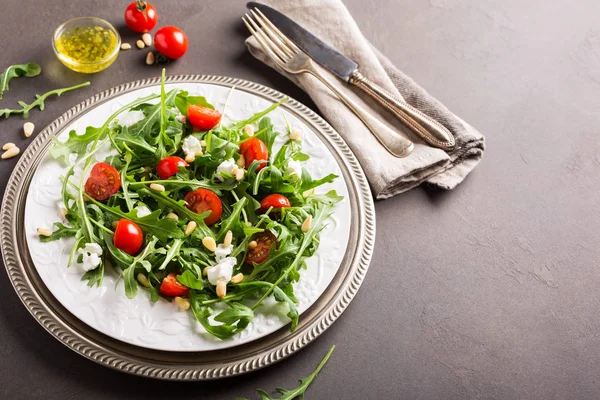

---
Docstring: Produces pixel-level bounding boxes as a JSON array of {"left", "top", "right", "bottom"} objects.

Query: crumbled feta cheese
[
  {"left": 216, "top": 158, "right": 237, "bottom": 181},
  {"left": 214, "top": 244, "right": 233, "bottom": 262},
  {"left": 135, "top": 205, "right": 152, "bottom": 218},
  {"left": 77, "top": 243, "right": 103, "bottom": 271},
  {"left": 182, "top": 136, "right": 202, "bottom": 157},
  {"left": 286, "top": 159, "right": 303, "bottom": 180},
  {"left": 207, "top": 256, "right": 236, "bottom": 285}
]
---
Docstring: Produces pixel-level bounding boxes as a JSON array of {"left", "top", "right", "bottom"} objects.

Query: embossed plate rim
[{"left": 0, "top": 74, "right": 375, "bottom": 380}]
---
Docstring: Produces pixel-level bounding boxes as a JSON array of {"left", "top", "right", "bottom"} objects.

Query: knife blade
[{"left": 247, "top": 2, "right": 358, "bottom": 81}]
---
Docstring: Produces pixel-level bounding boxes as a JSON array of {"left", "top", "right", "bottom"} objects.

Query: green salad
[{"left": 39, "top": 70, "right": 342, "bottom": 339}]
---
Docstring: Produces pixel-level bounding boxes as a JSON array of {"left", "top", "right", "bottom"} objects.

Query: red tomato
[
  {"left": 85, "top": 162, "right": 121, "bottom": 201},
  {"left": 259, "top": 194, "right": 291, "bottom": 213},
  {"left": 240, "top": 137, "right": 268, "bottom": 171},
  {"left": 113, "top": 219, "right": 144, "bottom": 256},
  {"left": 184, "top": 188, "right": 223, "bottom": 226},
  {"left": 154, "top": 26, "right": 188, "bottom": 59},
  {"left": 156, "top": 156, "right": 188, "bottom": 179},
  {"left": 245, "top": 231, "right": 278, "bottom": 265},
  {"left": 160, "top": 273, "right": 189, "bottom": 297},
  {"left": 124, "top": 1, "right": 158, "bottom": 33},
  {"left": 187, "top": 105, "right": 221, "bottom": 130}
]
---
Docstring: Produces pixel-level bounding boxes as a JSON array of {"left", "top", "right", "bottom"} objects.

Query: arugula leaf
[
  {"left": 39, "top": 222, "right": 78, "bottom": 242},
  {"left": 0, "top": 62, "right": 41, "bottom": 100},
  {"left": 158, "top": 238, "right": 183, "bottom": 270},
  {"left": 50, "top": 126, "right": 103, "bottom": 166},
  {"left": 229, "top": 98, "right": 287, "bottom": 131},
  {"left": 102, "top": 231, "right": 134, "bottom": 268},
  {"left": 273, "top": 286, "right": 299, "bottom": 330},
  {"left": 216, "top": 197, "right": 247, "bottom": 242},
  {"left": 176, "top": 270, "right": 203, "bottom": 290},
  {"left": 190, "top": 292, "right": 255, "bottom": 340},
  {"left": 259, "top": 117, "right": 279, "bottom": 157},
  {"left": 301, "top": 172, "right": 338, "bottom": 192},
  {"left": 113, "top": 126, "right": 157, "bottom": 154},
  {"left": 82, "top": 262, "right": 104, "bottom": 287},
  {"left": 174, "top": 90, "right": 214, "bottom": 116},
  {"left": 120, "top": 152, "right": 135, "bottom": 211}
]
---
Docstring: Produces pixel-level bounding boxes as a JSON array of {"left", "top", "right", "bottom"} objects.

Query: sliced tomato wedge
[
  {"left": 156, "top": 156, "right": 188, "bottom": 180},
  {"left": 259, "top": 194, "right": 291, "bottom": 214},
  {"left": 187, "top": 105, "right": 221, "bottom": 130},
  {"left": 85, "top": 162, "right": 121, "bottom": 201},
  {"left": 113, "top": 219, "right": 144, "bottom": 256},
  {"left": 239, "top": 137, "right": 268, "bottom": 171},
  {"left": 183, "top": 188, "right": 223, "bottom": 226},
  {"left": 245, "top": 230, "right": 278, "bottom": 265},
  {"left": 160, "top": 272, "right": 189, "bottom": 297}
]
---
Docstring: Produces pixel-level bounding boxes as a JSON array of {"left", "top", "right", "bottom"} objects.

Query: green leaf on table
[{"left": 0, "top": 62, "right": 41, "bottom": 100}]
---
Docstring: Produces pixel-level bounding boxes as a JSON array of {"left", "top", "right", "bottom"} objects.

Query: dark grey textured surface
[{"left": 1, "top": 1, "right": 599, "bottom": 399}]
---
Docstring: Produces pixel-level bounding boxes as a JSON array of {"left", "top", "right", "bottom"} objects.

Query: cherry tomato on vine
[
  {"left": 124, "top": 1, "right": 158, "bottom": 33},
  {"left": 259, "top": 194, "right": 291, "bottom": 214},
  {"left": 156, "top": 156, "right": 188, "bottom": 179},
  {"left": 84, "top": 162, "right": 121, "bottom": 201},
  {"left": 245, "top": 231, "right": 279, "bottom": 265},
  {"left": 187, "top": 105, "right": 221, "bottom": 130},
  {"left": 160, "top": 273, "right": 189, "bottom": 297},
  {"left": 154, "top": 26, "right": 188, "bottom": 59},
  {"left": 239, "top": 137, "right": 268, "bottom": 171},
  {"left": 113, "top": 219, "right": 144, "bottom": 256},
  {"left": 184, "top": 188, "right": 223, "bottom": 226}
]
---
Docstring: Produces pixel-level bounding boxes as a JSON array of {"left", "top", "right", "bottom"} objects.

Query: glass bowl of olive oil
[{"left": 53, "top": 17, "right": 121, "bottom": 74}]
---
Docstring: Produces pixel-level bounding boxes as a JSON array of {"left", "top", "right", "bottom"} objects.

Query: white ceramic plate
[{"left": 24, "top": 83, "right": 351, "bottom": 352}]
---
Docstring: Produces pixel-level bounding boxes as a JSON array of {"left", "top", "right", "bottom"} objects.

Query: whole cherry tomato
[
  {"left": 124, "top": 1, "right": 158, "bottom": 33},
  {"left": 245, "top": 231, "right": 278, "bottom": 265},
  {"left": 187, "top": 105, "right": 221, "bottom": 130},
  {"left": 240, "top": 137, "right": 268, "bottom": 171},
  {"left": 113, "top": 219, "right": 144, "bottom": 256},
  {"left": 184, "top": 188, "right": 223, "bottom": 226},
  {"left": 156, "top": 156, "right": 188, "bottom": 179},
  {"left": 154, "top": 26, "right": 188, "bottom": 59},
  {"left": 259, "top": 194, "right": 291, "bottom": 214},
  {"left": 160, "top": 272, "right": 189, "bottom": 297},
  {"left": 84, "top": 162, "right": 121, "bottom": 201}
]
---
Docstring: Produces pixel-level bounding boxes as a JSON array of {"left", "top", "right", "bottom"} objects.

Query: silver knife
[{"left": 247, "top": 2, "right": 455, "bottom": 150}]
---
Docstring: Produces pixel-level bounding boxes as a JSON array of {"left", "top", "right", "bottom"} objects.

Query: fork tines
[{"left": 243, "top": 8, "right": 301, "bottom": 64}]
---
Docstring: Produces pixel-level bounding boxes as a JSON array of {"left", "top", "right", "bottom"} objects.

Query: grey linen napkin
[{"left": 245, "top": 0, "right": 485, "bottom": 199}]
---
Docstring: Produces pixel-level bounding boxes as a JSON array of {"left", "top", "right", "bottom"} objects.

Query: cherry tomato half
[
  {"left": 259, "top": 194, "right": 291, "bottom": 214},
  {"left": 85, "top": 162, "right": 121, "bottom": 201},
  {"left": 113, "top": 219, "right": 144, "bottom": 256},
  {"left": 156, "top": 156, "right": 188, "bottom": 180},
  {"left": 187, "top": 105, "right": 222, "bottom": 130},
  {"left": 245, "top": 231, "right": 279, "bottom": 265},
  {"left": 184, "top": 188, "right": 223, "bottom": 226},
  {"left": 160, "top": 272, "right": 189, "bottom": 297},
  {"left": 154, "top": 26, "right": 188, "bottom": 59},
  {"left": 124, "top": 1, "right": 158, "bottom": 33},
  {"left": 239, "top": 137, "right": 268, "bottom": 171}
]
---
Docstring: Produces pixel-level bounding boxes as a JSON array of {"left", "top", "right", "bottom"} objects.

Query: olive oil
[{"left": 55, "top": 23, "right": 119, "bottom": 73}]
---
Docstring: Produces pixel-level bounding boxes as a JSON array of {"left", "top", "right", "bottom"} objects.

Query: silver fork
[{"left": 243, "top": 10, "right": 414, "bottom": 158}]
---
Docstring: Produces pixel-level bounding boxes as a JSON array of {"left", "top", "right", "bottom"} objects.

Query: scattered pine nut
[
  {"left": 202, "top": 236, "right": 217, "bottom": 252},
  {"left": 185, "top": 154, "right": 195, "bottom": 163},
  {"left": 248, "top": 240, "right": 257, "bottom": 249},
  {"left": 303, "top": 188, "right": 314, "bottom": 197},
  {"left": 142, "top": 33, "right": 152, "bottom": 47},
  {"left": 236, "top": 154, "right": 245, "bottom": 168},
  {"left": 216, "top": 279, "right": 227, "bottom": 298},
  {"left": 120, "top": 43, "right": 132, "bottom": 50},
  {"left": 203, "top": 266, "right": 210, "bottom": 276},
  {"left": 223, "top": 230, "right": 233, "bottom": 247},
  {"left": 149, "top": 183, "right": 165, "bottom": 192},
  {"left": 166, "top": 212, "right": 179, "bottom": 221},
  {"left": 231, "top": 273, "right": 244, "bottom": 284},
  {"left": 137, "top": 273, "right": 150, "bottom": 288},
  {"left": 136, "top": 39, "right": 145, "bottom": 49},
  {"left": 174, "top": 296, "right": 190, "bottom": 311},
  {"left": 112, "top": 221, "right": 119, "bottom": 229},
  {"left": 243, "top": 124, "right": 255, "bottom": 136},
  {"left": 2, "top": 142, "right": 15, "bottom": 151},
  {"left": 2, "top": 147, "right": 20, "bottom": 159},
  {"left": 301, "top": 214, "right": 313, "bottom": 233},
  {"left": 36, "top": 227, "right": 52, "bottom": 237},
  {"left": 23, "top": 122, "right": 35, "bottom": 138},
  {"left": 146, "top": 51, "right": 155, "bottom": 65},
  {"left": 200, "top": 140, "right": 207, "bottom": 147},
  {"left": 289, "top": 128, "right": 302, "bottom": 140},
  {"left": 235, "top": 168, "right": 244, "bottom": 181},
  {"left": 184, "top": 221, "right": 197, "bottom": 236}
]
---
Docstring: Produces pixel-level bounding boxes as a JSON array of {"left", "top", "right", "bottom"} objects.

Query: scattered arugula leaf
[{"left": 0, "top": 62, "right": 41, "bottom": 100}]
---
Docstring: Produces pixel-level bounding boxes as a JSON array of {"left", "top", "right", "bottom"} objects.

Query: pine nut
[
  {"left": 176, "top": 115, "right": 186, "bottom": 123},
  {"left": 203, "top": 266, "right": 210, "bottom": 276},
  {"left": 235, "top": 168, "right": 244, "bottom": 181},
  {"left": 223, "top": 230, "right": 233, "bottom": 247},
  {"left": 146, "top": 51, "right": 155, "bottom": 65},
  {"left": 136, "top": 39, "right": 145, "bottom": 49},
  {"left": 2, "top": 142, "right": 15, "bottom": 151},
  {"left": 2, "top": 147, "right": 20, "bottom": 159},
  {"left": 36, "top": 227, "right": 52, "bottom": 237},
  {"left": 200, "top": 140, "right": 207, "bottom": 147},
  {"left": 230, "top": 273, "right": 244, "bottom": 284},
  {"left": 185, "top": 154, "right": 195, "bottom": 163},
  {"left": 149, "top": 183, "right": 165, "bottom": 192},
  {"left": 301, "top": 214, "right": 312, "bottom": 233},
  {"left": 248, "top": 240, "right": 257, "bottom": 249},
  {"left": 23, "top": 122, "right": 35, "bottom": 137},
  {"left": 243, "top": 124, "right": 255, "bottom": 136},
  {"left": 142, "top": 33, "right": 152, "bottom": 47},
  {"left": 174, "top": 296, "right": 190, "bottom": 311},
  {"left": 245, "top": 221, "right": 253, "bottom": 227},
  {"left": 112, "top": 221, "right": 119, "bottom": 229},
  {"left": 194, "top": 148, "right": 203, "bottom": 156},
  {"left": 216, "top": 279, "right": 227, "bottom": 298},
  {"left": 120, "top": 43, "right": 131, "bottom": 50},
  {"left": 303, "top": 188, "right": 314, "bottom": 197},
  {"left": 202, "top": 236, "right": 217, "bottom": 252},
  {"left": 289, "top": 128, "right": 302, "bottom": 140},
  {"left": 185, "top": 221, "right": 197, "bottom": 236},
  {"left": 59, "top": 207, "right": 68, "bottom": 220},
  {"left": 166, "top": 212, "right": 179, "bottom": 221},
  {"left": 137, "top": 273, "right": 150, "bottom": 288},
  {"left": 237, "top": 154, "right": 245, "bottom": 168}
]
